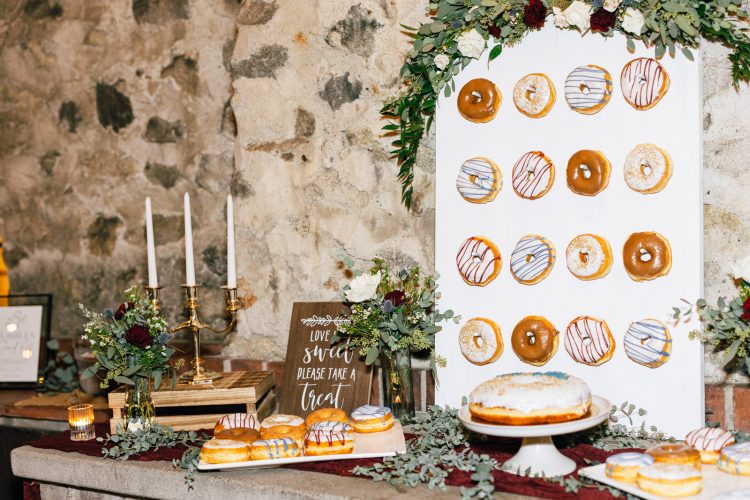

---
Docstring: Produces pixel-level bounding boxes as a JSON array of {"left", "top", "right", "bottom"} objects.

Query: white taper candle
[
  {"left": 184, "top": 193, "right": 196, "bottom": 286},
  {"left": 145, "top": 197, "right": 158, "bottom": 287},
  {"left": 227, "top": 195, "right": 236, "bottom": 288}
]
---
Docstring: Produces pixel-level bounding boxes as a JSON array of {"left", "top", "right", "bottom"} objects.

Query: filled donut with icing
[
  {"left": 350, "top": 405, "right": 395, "bottom": 433},
  {"left": 605, "top": 452, "right": 654, "bottom": 483},
  {"left": 636, "top": 463, "right": 702, "bottom": 497}
]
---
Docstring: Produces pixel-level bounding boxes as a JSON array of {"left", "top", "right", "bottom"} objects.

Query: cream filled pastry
[
  {"left": 685, "top": 427, "right": 735, "bottom": 464},
  {"left": 636, "top": 464, "right": 702, "bottom": 497},
  {"left": 351, "top": 405, "right": 395, "bottom": 433},
  {"left": 304, "top": 421, "right": 355, "bottom": 456},
  {"left": 456, "top": 157, "right": 501, "bottom": 204},
  {"left": 459, "top": 318, "right": 503, "bottom": 365},
  {"left": 605, "top": 452, "right": 654, "bottom": 483}
]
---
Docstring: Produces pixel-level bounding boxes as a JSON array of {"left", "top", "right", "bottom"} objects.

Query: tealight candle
[{"left": 68, "top": 403, "right": 95, "bottom": 441}]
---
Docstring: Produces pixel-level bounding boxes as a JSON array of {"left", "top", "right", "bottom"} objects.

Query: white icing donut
[
  {"left": 719, "top": 442, "right": 750, "bottom": 475},
  {"left": 260, "top": 414, "right": 305, "bottom": 429},
  {"left": 513, "top": 73, "right": 556, "bottom": 118},
  {"left": 624, "top": 319, "right": 672, "bottom": 368},
  {"left": 306, "top": 421, "right": 354, "bottom": 442},
  {"left": 565, "top": 234, "right": 612, "bottom": 280},
  {"left": 202, "top": 438, "right": 251, "bottom": 450},
  {"left": 215, "top": 413, "right": 259, "bottom": 431},
  {"left": 686, "top": 427, "right": 735, "bottom": 451},
  {"left": 564, "top": 316, "right": 615, "bottom": 366},
  {"left": 624, "top": 144, "right": 672, "bottom": 194},
  {"left": 510, "top": 234, "right": 555, "bottom": 285},
  {"left": 456, "top": 236, "right": 501, "bottom": 286},
  {"left": 469, "top": 372, "right": 591, "bottom": 414},
  {"left": 638, "top": 463, "right": 701, "bottom": 480},
  {"left": 606, "top": 452, "right": 654, "bottom": 468},
  {"left": 456, "top": 157, "right": 501, "bottom": 204},
  {"left": 621, "top": 57, "right": 670, "bottom": 110},
  {"left": 351, "top": 405, "right": 391, "bottom": 421},
  {"left": 564, "top": 65, "right": 613, "bottom": 114},
  {"left": 512, "top": 151, "right": 554, "bottom": 199},
  {"left": 459, "top": 318, "right": 502, "bottom": 365}
]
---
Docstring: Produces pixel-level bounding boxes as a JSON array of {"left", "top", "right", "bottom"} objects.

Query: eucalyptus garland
[{"left": 384, "top": 0, "right": 750, "bottom": 208}]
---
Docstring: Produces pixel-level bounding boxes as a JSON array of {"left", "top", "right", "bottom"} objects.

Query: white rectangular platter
[
  {"left": 579, "top": 463, "right": 750, "bottom": 499},
  {"left": 435, "top": 22, "right": 703, "bottom": 437},
  {"left": 197, "top": 421, "right": 406, "bottom": 471}
]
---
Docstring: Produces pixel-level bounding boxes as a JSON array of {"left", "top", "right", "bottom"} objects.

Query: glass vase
[
  {"left": 380, "top": 347, "right": 415, "bottom": 421},
  {"left": 122, "top": 376, "right": 155, "bottom": 432}
]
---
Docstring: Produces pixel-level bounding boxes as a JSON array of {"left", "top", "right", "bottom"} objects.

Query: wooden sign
[{"left": 279, "top": 302, "right": 372, "bottom": 416}]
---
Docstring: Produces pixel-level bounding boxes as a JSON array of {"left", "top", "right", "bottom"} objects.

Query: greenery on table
[
  {"left": 42, "top": 339, "right": 79, "bottom": 392},
  {"left": 384, "top": 0, "right": 750, "bottom": 208}
]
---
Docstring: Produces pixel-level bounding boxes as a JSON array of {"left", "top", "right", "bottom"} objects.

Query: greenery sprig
[
  {"left": 384, "top": 0, "right": 750, "bottom": 208},
  {"left": 42, "top": 339, "right": 79, "bottom": 392}
]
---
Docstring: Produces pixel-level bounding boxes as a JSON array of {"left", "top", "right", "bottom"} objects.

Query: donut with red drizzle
[
  {"left": 512, "top": 151, "right": 555, "bottom": 200},
  {"left": 456, "top": 236, "right": 502, "bottom": 287},
  {"left": 564, "top": 316, "right": 615, "bottom": 366},
  {"left": 304, "top": 421, "right": 354, "bottom": 456},
  {"left": 621, "top": 57, "right": 670, "bottom": 111}
]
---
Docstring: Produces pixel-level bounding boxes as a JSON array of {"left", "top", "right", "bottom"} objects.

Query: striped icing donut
[
  {"left": 510, "top": 234, "right": 555, "bottom": 285},
  {"left": 565, "top": 234, "right": 613, "bottom": 281},
  {"left": 456, "top": 236, "right": 502, "bottom": 286},
  {"left": 351, "top": 405, "right": 391, "bottom": 421},
  {"left": 564, "top": 65, "right": 613, "bottom": 115},
  {"left": 719, "top": 442, "right": 750, "bottom": 475},
  {"left": 686, "top": 427, "right": 735, "bottom": 463},
  {"left": 624, "top": 319, "right": 672, "bottom": 368},
  {"left": 214, "top": 413, "right": 260, "bottom": 432},
  {"left": 564, "top": 316, "right": 615, "bottom": 366},
  {"left": 459, "top": 317, "right": 503, "bottom": 365},
  {"left": 250, "top": 437, "right": 300, "bottom": 460},
  {"left": 456, "top": 157, "right": 501, "bottom": 204},
  {"left": 512, "top": 151, "right": 555, "bottom": 200},
  {"left": 621, "top": 57, "right": 670, "bottom": 111}
]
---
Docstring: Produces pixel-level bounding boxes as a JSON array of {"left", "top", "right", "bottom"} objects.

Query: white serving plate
[
  {"left": 197, "top": 421, "right": 406, "bottom": 471},
  {"left": 579, "top": 462, "right": 750, "bottom": 499}
]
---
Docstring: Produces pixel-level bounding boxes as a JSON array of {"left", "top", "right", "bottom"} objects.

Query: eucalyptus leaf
[
  {"left": 153, "top": 370, "right": 163, "bottom": 391},
  {"left": 114, "top": 375, "right": 135, "bottom": 386},
  {"left": 365, "top": 346, "right": 379, "bottom": 364}
]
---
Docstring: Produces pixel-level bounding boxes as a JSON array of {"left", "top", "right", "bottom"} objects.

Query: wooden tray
[
  {"left": 197, "top": 421, "right": 406, "bottom": 471},
  {"left": 107, "top": 371, "right": 275, "bottom": 432},
  {"left": 579, "top": 462, "right": 750, "bottom": 499}
]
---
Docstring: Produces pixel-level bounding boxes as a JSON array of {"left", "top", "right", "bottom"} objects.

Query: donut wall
[{"left": 434, "top": 24, "right": 703, "bottom": 436}]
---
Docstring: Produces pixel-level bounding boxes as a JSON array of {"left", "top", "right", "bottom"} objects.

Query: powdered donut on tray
[
  {"left": 456, "top": 157, "right": 501, "bottom": 204},
  {"left": 459, "top": 317, "right": 503, "bottom": 365},
  {"left": 456, "top": 236, "right": 502, "bottom": 286},
  {"left": 564, "top": 316, "right": 615, "bottom": 366},
  {"left": 509, "top": 234, "right": 555, "bottom": 285},
  {"left": 621, "top": 57, "right": 670, "bottom": 110},
  {"left": 512, "top": 151, "right": 555, "bottom": 200},
  {"left": 624, "top": 319, "right": 672, "bottom": 368}
]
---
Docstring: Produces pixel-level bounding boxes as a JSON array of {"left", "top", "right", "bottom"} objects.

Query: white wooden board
[{"left": 435, "top": 24, "right": 703, "bottom": 437}]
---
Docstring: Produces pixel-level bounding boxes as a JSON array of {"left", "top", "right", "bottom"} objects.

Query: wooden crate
[{"left": 107, "top": 371, "right": 275, "bottom": 432}]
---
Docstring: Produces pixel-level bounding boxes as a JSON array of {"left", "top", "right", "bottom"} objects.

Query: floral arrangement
[
  {"left": 80, "top": 286, "right": 182, "bottom": 389},
  {"left": 333, "top": 258, "right": 459, "bottom": 374},
  {"left": 384, "top": 0, "right": 750, "bottom": 208}
]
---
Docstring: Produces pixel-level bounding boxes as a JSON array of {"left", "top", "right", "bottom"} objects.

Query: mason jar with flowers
[
  {"left": 80, "top": 286, "right": 182, "bottom": 432},
  {"left": 333, "top": 258, "right": 459, "bottom": 420}
]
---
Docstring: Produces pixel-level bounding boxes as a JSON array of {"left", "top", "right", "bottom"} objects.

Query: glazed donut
[
  {"left": 564, "top": 65, "right": 613, "bottom": 115},
  {"left": 511, "top": 316, "right": 559, "bottom": 366},
  {"left": 510, "top": 234, "right": 555, "bottom": 285},
  {"left": 199, "top": 438, "right": 252, "bottom": 464},
  {"left": 565, "top": 234, "right": 613, "bottom": 281},
  {"left": 459, "top": 317, "right": 503, "bottom": 365},
  {"left": 566, "top": 150, "right": 611, "bottom": 196},
  {"left": 512, "top": 73, "right": 556, "bottom": 118},
  {"left": 351, "top": 405, "right": 395, "bottom": 433},
  {"left": 564, "top": 316, "right": 615, "bottom": 366},
  {"left": 624, "top": 319, "right": 672, "bottom": 368},
  {"left": 305, "top": 408, "right": 348, "bottom": 427},
  {"left": 457, "top": 78, "right": 501, "bottom": 123},
  {"left": 621, "top": 57, "right": 670, "bottom": 111},
  {"left": 605, "top": 452, "right": 654, "bottom": 483},
  {"left": 250, "top": 437, "right": 301, "bottom": 460},
  {"left": 719, "top": 442, "right": 750, "bottom": 475},
  {"left": 512, "top": 151, "right": 555, "bottom": 200},
  {"left": 456, "top": 236, "right": 502, "bottom": 287},
  {"left": 637, "top": 464, "right": 702, "bottom": 497},
  {"left": 304, "top": 421, "right": 355, "bottom": 456},
  {"left": 623, "top": 231, "right": 672, "bottom": 281},
  {"left": 456, "top": 157, "right": 501, "bottom": 204},
  {"left": 624, "top": 144, "right": 672, "bottom": 194},
  {"left": 685, "top": 427, "right": 735, "bottom": 464},
  {"left": 214, "top": 413, "right": 259, "bottom": 433},
  {"left": 215, "top": 427, "right": 261, "bottom": 444},
  {"left": 646, "top": 444, "right": 701, "bottom": 469}
]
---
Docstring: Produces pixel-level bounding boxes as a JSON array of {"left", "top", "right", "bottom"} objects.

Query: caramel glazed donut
[
  {"left": 513, "top": 73, "right": 556, "bottom": 118},
  {"left": 511, "top": 316, "right": 559, "bottom": 366},
  {"left": 459, "top": 317, "right": 503, "bottom": 366},
  {"left": 457, "top": 78, "right": 501, "bottom": 123},
  {"left": 566, "top": 150, "right": 611, "bottom": 196},
  {"left": 623, "top": 232, "right": 672, "bottom": 281}
]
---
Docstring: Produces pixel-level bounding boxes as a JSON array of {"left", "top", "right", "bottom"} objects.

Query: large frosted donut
[
  {"left": 624, "top": 144, "right": 673, "bottom": 194},
  {"left": 512, "top": 73, "right": 556, "bottom": 118},
  {"left": 624, "top": 319, "right": 672, "bottom": 368},
  {"left": 456, "top": 236, "right": 502, "bottom": 287},
  {"left": 621, "top": 57, "right": 670, "bottom": 110},
  {"left": 566, "top": 150, "right": 611, "bottom": 196},
  {"left": 564, "top": 65, "right": 613, "bottom": 115},
  {"left": 565, "top": 234, "right": 613, "bottom": 281},
  {"left": 511, "top": 316, "right": 559, "bottom": 366},
  {"left": 564, "top": 316, "right": 615, "bottom": 366},
  {"left": 459, "top": 318, "right": 503, "bottom": 365},
  {"left": 457, "top": 78, "right": 501, "bottom": 123},
  {"left": 623, "top": 231, "right": 672, "bottom": 281},
  {"left": 512, "top": 151, "right": 555, "bottom": 200},
  {"left": 456, "top": 157, "right": 501, "bottom": 204},
  {"left": 510, "top": 234, "right": 555, "bottom": 285}
]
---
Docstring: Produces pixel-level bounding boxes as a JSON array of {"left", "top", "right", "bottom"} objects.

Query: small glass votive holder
[{"left": 68, "top": 403, "right": 95, "bottom": 441}]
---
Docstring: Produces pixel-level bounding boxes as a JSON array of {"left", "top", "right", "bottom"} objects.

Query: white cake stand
[{"left": 458, "top": 395, "right": 611, "bottom": 477}]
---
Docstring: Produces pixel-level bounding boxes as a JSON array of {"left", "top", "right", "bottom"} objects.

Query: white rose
[
  {"left": 434, "top": 53, "right": 449, "bottom": 70},
  {"left": 731, "top": 255, "right": 750, "bottom": 283},
  {"left": 564, "top": 1, "right": 592, "bottom": 33},
  {"left": 345, "top": 271, "right": 381, "bottom": 303},
  {"left": 456, "top": 29, "right": 485, "bottom": 59},
  {"left": 603, "top": 0, "right": 622, "bottom": 12},
  {"left": 553, "top": 7, "right": 570, "bottom": 28},
  {"left": 621, "top": 7, "right": 645, "bottom": 35}
]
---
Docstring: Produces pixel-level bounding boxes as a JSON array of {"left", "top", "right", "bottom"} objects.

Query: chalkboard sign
[{"left": 279, "top": 302, "right": 372, "bottom": 416}]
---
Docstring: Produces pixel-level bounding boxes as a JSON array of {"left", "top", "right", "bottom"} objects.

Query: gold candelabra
[{"left": 146, "top": 284, "right": 239, "bottom": 385}]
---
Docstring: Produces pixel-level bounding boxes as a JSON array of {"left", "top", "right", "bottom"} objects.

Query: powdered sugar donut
[
  {"left": 260, "top": 414, "right": 305, "bottom": 430},
  {"left": 685, "top": 427, "right": 735, "bottom": 464},
  {"left": 624, "top": 144, "right": 673, "bottom": 194},
  {"left": 456, "top": 236, "right": 502, "bottom": 287},
  {"left": 565, "top": 234, "right": 613, "bottom": 281},
  {"left": 564, "top": 316, "right": 615, "bottom": 366},
  {"left": 621, "top": 57, "right": 670, "bottom": 111},
  {"left": 624, "top": 319, "right": 672, "bottom": 368},
  {"left": 459, "top": 318, "right": 503, "bottom": 365},
  {"left": 510, "top": 234, "right": 555, "bottom": 285},
  {"left": 564, "top": 65, "right": 613, "bottom": 115},
  {"left": 456, "top": 157, "right": 501, "bottom": 204},
  {"left": 512, "top": 151, "right": 555, "bottom": 200},
  {"left": 513, "top": 73, "right": 556, "bottom": 118}
]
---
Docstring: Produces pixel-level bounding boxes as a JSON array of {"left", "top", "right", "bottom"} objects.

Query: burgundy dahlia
[
  {"left": 384, "top": 290, "right": 406, "bottom": 307},
  {"left": 590, "top": 8, "right": 616, "bottom": 33},
  {"left": 488, "top": 24, "right": 502, "bottom": 39},
  {"left": 125, "top": 324, "right": 153, "bottom": 348},
  {"left": 742, "top": 298, "right": 750, "bottom": 321},
  {"left": 114, "top": 302, "right": 135, "bottom": 320},
  {"left": 743, "top": 297, "right": 750, "bottom": 311},
  {"left": 523, "top": 0, "right": 547, "bottom": 30}
]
